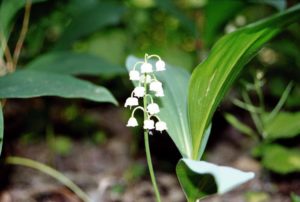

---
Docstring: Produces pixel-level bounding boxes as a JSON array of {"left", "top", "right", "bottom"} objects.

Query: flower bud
[
  {"left": 141, "top": 62, "right": 153, "bottom": 73},
  {"left": 133, "top": 86, "right": 145, "bottom": 97},
  {"left": 143, "top": 119, "right": 155, "bottom": 129},
  {"left": 127, "top": 117, "right": 138, "bottom": 127},
  {"left": 155, "top": 89, "right": 164, "bottom": 97},
  {"left": 155, "top": 121, "right": 168, "bottom": 132},
  {"left": 147, "top": 103, "right": 160, "bottom": 115},
  {"left": 150, "top": 81, "right": 162, "bottom": 92},
  {"left": 129, "top": 70, "right": 140, "bottom": 81},
  {"left": 124, "top": 97, "right": 139, "bottom": 107},
  {"left": 156, "top": 60, "right": 166, "bottom": 71}
]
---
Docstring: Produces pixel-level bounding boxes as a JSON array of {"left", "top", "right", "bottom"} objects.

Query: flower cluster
[{"left": 125, "top": 54, "right": 168, "bottom": 132}]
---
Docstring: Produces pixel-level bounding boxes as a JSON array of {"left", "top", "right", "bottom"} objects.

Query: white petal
[
  {"left": 129, "top": 70, "right": 140, "bottom": 81},
  {"left": 156, "top": 60, "right": 166, "bottom": 71},
  {"left": 147, "top": 103, "right": 160, "bottom": 115},
  {"left": 141, "top": 62, "right": 153, "bottom": 73},
  {"left": 124, "top": 97, "right": 138, "bottom": 107},
  {"left": 127, "top": 117, "right": 138, "bottom": 127},
  {"left": 155, "top": 121, "right": 167, "bottom": 132},
  {"left": 143, "top": 119, "right": 155, "bottom": 129},
  {"left": 149, "top": 81, "right": 162, "bottom": 92},
  {"left": 155, "top": 89, "right": 164, "bottom": 97},
  {"left": 133, "top": 86, "right": 145, "bottom": 97}
]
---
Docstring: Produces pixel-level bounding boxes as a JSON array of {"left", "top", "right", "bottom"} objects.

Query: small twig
[
  {"left": 0, "top": 33, "right": 13, "bottom": 72},
  {"left": 12, "top": 0, "right": 32, "bottom": 71}
]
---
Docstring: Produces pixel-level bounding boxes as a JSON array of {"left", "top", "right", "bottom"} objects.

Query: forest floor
[{"left": 0, "top": 105, "right": 299, "bottom": 202}]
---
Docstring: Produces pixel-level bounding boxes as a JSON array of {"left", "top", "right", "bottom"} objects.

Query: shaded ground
[{"left": 0, "top": 102, "right": 299, "bottom": 202}]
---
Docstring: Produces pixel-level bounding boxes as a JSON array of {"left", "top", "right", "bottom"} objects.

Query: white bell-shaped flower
[
  {"left": 149, "top": 81, "right": 162, "bottom": 92},
  {"left": 140, "top": 74, "right": 152, "bottom": 83},
  {"left": 129, "top": 70, "right": 140, "bottom": 81},
  {"left": 155, "top": 121, "right": 167, "bottom": 132},
  {"left": 143, "top": 119, "right": 155, "bottom": 129},
  {"left": 127, "top": 117, "right": 138, "bottom": 127},
  {"left": 147, "top": 103, "right": 160, "bottom": 115},
  {"left": 156, "top": 60, "right": 166, "bottom": 71},
  {"left": 124, "top": 97, "right": 138, "bottom": 107},
  {"left": 133, "top": 86, "right": 145, "bottom": 97},
  {"left": 155, "top": 89, "right": 164, "bottom": 97},
  {"left": 141, "top": 62, "right": 153, "bottom": 73}
]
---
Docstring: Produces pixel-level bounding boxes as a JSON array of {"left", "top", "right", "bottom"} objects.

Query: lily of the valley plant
[
  {"left": 125, "top": 4, "right": 300, "bottom": 202},
  {"left": 125, "top": 54, "right": 167, "bottom": 202}
]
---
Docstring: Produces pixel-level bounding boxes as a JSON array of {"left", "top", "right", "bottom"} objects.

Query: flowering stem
[
  {"left": 143, "top": 74, "right": 161, "bottom": 202},
  {"left": 144, "top": 131, "right": 161, "bottom": 202}
]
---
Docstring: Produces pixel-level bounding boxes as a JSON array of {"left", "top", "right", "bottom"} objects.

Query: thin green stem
[
  {"left": 242, "top": 91, "right": 265, "bottom": 138},
  {"left": 266, "top": 82, "right": 293, "bottom": 122},
  {"left": 254, "top": 78, "right": 265, "bottom": 112},
  {"left": 144, "top": 131, "right": 161, "bottom": 202},
  {"left": 143, "top": 73, "right": 161, "bottom": 202},
  {"left": 6, "top": 156, "right": 90, "bottom": 202}
]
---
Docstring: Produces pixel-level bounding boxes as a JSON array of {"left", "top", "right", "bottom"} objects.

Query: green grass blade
[
  {"left": 188, "top": 4, "right": 300, "bottom": 160},
  {"left": 6, "top": 156, "right": 90, "bottom": 202},
  {"left": 224, "top": 113, "right": 258, "bottom": 140}
]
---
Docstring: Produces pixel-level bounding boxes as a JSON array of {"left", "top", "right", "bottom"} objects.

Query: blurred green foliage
[{"left": 0, "top": 0, "right": 299, "bottom": 184}]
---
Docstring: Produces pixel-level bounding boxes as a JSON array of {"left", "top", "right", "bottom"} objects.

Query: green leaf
[
  {"left": 188, "top": 4, "right": 300, "bottom": 160},
  {"left": 0, "top": 105, "right": 3, "bottom": 156},
  {"left": 26, "top": 52, "right": 125, "bottom": 76},
  {"left": 6, "top": 156, "right": 90, "bottom": 202},
  {"left": 176, "top": 158, "right": 254, "bottom": 201},
  {"left": 261, "top": 144, "right": 300, "bottom": 174},
  {"left": 224, "top": 113, "right": 257, "bottom": 139},
  {"left": 0, "top": 70, "right": 117, "bottom": 104},
  {"left": 291, "top": 193, "right": 300, "bottom": 202},
  {"left": 54, "top": 2, "right": 125, "bottom": 50},
  {"left": 263, "top": 112, "right": 300, "bottom": 140},
  {"left": 126, "top": 56, "right": 192, "bottom": 158}
]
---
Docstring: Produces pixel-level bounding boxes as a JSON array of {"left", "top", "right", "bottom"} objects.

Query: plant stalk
[
  {"left": 144, "top": 131, "right": 161, "bottom": 202},
  {"left": 143, "top": 71, "right": 161, "bottom": 202}
]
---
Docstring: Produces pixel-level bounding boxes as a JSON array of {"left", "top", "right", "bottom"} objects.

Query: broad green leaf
[
  {"left": 176, "top": 158, "right": 254, "bottom": 202},
  {"left": 126, "top": 56, "right": 192, "bottom": 158},
  {"left": 0, "top": 70, "right": 117, "bottom": 104},
  {"left": 26, "top": 52, "right": 125, "bottom": 76},
  {"left": 261, "top": 144, "right": 300, "bottom": 174},
  {"left": 188, "top": 4, "right": 300, "bottom": 160},
  {"left": 0, "top": 106, "right": 3, "bottom": 156},
  {"left": 54, "top": 2, "right": 125, "bottom": 50},
  {"left": 263, "top": 112, "right": 300, "bottom": 140},
  {"left": 224, "top": 113, "right": 257, "bottom": 139},
  {"left": 291, "top": 193, "right": 300, "bottom": 202}
]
